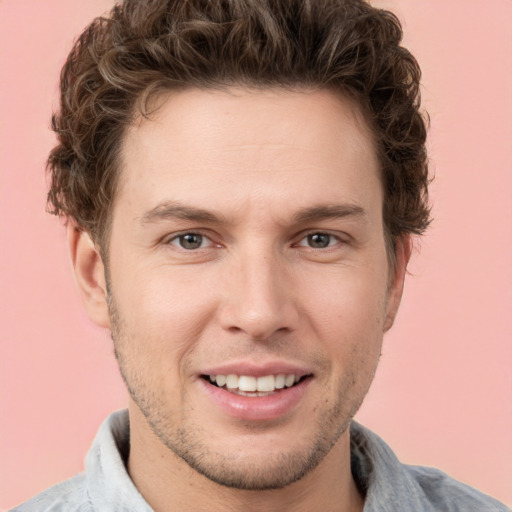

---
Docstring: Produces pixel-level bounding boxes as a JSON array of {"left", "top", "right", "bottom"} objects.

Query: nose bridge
[{"left": 220, "top": 240, "right": 297, "bottom": 340}]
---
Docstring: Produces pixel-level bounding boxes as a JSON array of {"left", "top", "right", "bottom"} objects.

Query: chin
[
  {"left": 166, "top": 432, "right": 339, "bottom": 490},
  {"left": 138, "top": 401, "right": 351, "bottom": 491}
]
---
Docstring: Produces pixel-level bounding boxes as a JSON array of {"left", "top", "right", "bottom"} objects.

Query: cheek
[
  {"left": 110, "top": 264, "right": 217, "bottom": 378},
  {"left": 300, "top": 263, "right": 389, "bottom": 356},
  {"left": 306, "top": 263, "right": 388, "bottom": 321}
]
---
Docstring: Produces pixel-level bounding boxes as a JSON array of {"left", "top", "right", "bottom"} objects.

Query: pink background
[{"left": 1, "top": 0, "right": 511, "bottom": 509}]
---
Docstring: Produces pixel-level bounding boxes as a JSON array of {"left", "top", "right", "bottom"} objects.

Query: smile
[{"left": 204, "top": 373, "right": 309, "bottom": 396}]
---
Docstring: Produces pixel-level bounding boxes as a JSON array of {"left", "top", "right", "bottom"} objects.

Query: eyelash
[
  {"left": 165, "top": 230, "right": 345, "bottom": 251},
  {"left": 167, "top": 231, "right": 215, "bottom": 250},
  {"left": 295, "top": 232, "right": 343, "bottom": 249}
]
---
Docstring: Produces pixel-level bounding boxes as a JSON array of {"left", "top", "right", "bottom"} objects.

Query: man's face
[{"left": 105, "top": 87, "right": 404, "bottom": 489}]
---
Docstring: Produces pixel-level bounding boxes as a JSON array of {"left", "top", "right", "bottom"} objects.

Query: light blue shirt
[{"left": 11, "top": 410, "right": 509, "bottom": 511}]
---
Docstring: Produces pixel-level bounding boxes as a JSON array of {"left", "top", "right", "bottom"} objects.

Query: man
[{"left": 11, "top": 0, "right": 509, "bottom": 510}]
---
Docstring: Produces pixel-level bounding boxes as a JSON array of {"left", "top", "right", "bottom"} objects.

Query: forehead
[{"left": 116, "top": 87, "right": 381, "bottom": 224}]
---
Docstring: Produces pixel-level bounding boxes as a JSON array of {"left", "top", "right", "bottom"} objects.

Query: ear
[
  {"left": 67, "top": 222, "right": 110, "bottom": 328},
  {"left": 384, "top": 236, "right": 412, "bottom": 332}
]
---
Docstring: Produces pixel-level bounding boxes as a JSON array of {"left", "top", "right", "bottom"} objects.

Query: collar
[{"left": 83, "top": 410, "right": 480, "bottom": 512}]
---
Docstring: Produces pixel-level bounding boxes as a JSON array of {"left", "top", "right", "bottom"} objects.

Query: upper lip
[{"left": 200, "top": 361, "right": 314, "bottom": 378}]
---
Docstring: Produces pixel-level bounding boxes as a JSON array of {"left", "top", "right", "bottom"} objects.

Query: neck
[{"left": 127, "top": 403, "right": 364, "bottom": 512}]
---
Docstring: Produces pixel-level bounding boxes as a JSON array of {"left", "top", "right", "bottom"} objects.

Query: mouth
[
  {"left": 201, "top": 373, "right": 312, "bottom": 397},
  {"left": 198, "top": 368, "right": 314, "bottom": 421}
]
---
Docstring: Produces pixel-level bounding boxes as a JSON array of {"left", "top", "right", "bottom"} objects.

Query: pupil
[
  {"left": 180, "top": 233, "right": 202, "bottom": 249},
  {"left": 308, "top": 233, "right": 330, "bottom": 248}
]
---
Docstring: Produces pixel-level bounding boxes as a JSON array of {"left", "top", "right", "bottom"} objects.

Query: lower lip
[{"left": 199, "top": 377, "right": 311, "bottom": 421}]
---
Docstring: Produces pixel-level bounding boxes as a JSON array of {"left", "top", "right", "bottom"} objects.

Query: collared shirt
[{"left": 11, "top": 410, "right": 509, "bottom": 511}]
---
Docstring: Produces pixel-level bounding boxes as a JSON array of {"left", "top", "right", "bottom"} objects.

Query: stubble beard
[{"left": 107, "top": 290, "right": 375, "bottom": 491}]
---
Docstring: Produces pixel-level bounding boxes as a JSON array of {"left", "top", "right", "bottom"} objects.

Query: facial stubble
[{"left": 106, "top": 284, "right": 379, "bottom": 491}]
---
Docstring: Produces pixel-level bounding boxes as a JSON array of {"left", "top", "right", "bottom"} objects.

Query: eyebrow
[
  {"left": 292, "top": 204, "right": 367, "bottom": 224},
  {"left": 139, "top": 201, "right": 224, "bottom": 225},
  {"left": 138, "top": 201, "right": 367, "bottom": 226}
]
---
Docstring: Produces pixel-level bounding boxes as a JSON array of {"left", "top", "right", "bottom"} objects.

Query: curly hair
[{"left": 48, "top": 0, "right": 431, "bottom": 255}]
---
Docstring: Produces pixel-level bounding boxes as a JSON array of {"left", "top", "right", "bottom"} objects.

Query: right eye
[{"left": 168, "top": 232, "right": 210, "bottom": 250}]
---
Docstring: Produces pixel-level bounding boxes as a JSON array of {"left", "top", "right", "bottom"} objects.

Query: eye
[
  {"left": 169, "top": 232, "right": 210, "bottom": 250},
  {"left": 298, "top": 232, "right": 339, "bottom": 249}
]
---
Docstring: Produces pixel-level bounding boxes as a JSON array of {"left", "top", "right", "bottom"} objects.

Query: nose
[{"left": 218, "top": 249, "right": 299, "bottom": 341}]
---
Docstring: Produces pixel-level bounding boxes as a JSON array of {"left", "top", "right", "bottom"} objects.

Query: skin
[{"left": 69, "top": 87, "right": 410, "bottom": 512}]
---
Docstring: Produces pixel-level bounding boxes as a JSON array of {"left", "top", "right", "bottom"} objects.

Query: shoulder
[
  {"left": 404, "top": 464, "right": 510, "bottom": 512},
  {"left": 9, "top": 473, "right": 92, "bottom": 512},
  {"left": 10, "top": 411, "right": 151, "bottom": 512},
  {"left": 350, "top": 422, "right": 510, "bottom": 512}
]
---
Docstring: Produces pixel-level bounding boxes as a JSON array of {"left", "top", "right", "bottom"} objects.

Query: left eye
[
  {"left": 298, "top": 232, "right": 339, "bottom": 249},
  {"left": 169, "top": 233, "right": 210, "bottom": 250}
]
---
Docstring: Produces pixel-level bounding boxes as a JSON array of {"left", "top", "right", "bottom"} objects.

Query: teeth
[
  {"left": 215, "top": 375, "right": 226, "bottom": 387},
  {"left": 275, "top": 374, "right": 285, "bottom": 389},
  {"left": 226, "top": 374, "right": 238, "bottom": 389},
  {"left": 257, "top": 375, "right": 275, "bottom": 392},
  {"left": 208, "top": 373, "right": 302, "bottom": 393},
  {"left": 238, "top": 375, "right": 257, "bottom": 392}
]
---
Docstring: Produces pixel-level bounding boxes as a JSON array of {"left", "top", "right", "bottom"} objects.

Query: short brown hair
[{"left": 48, "top": 0, "right": 431, "bottom": 253}]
